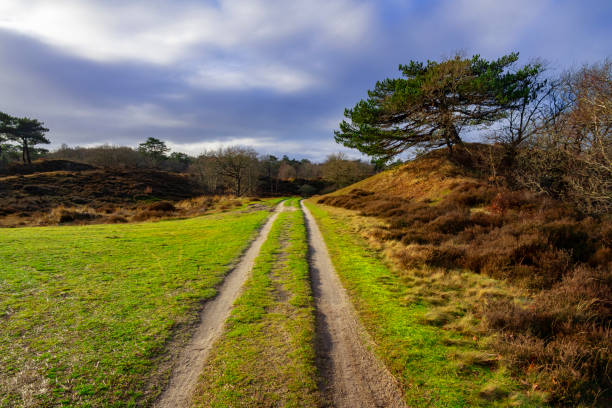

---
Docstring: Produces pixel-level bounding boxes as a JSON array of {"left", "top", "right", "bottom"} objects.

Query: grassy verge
[
  {"left": 193, "top": 203, "right": 320, "bottom": 407},
  {"left": 305, "top": 201, "right": 546, "bottom": 407},
  {"left": 0, "top": 203, "right": 279, "bottom": 407}
]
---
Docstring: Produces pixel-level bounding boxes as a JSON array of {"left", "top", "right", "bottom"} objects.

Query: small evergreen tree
[
  {"left": 0, "top": 113, "right": 50, "bottom": 164},
  {"left": 138, "top": 137, "right": 170, "bottom": 160}
]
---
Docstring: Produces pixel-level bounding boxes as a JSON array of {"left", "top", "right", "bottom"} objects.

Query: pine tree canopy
[{"left": 334, "top": 53, "right": 544, "bottom": 162}]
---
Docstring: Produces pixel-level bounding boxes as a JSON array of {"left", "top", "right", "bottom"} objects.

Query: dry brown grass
[
  {"left": 0, "top": 195, "right": 251, "bottom": 227},
  {"left": 316, "top": 147, "right": 612, "bottom": 406},
  {"left": 0, "top": 167, "right": 206, "bottom": 226},
  {"left": 0, "top": 162, "right": 270, "bottom": 227}
]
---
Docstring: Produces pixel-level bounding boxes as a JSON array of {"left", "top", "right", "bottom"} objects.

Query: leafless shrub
[{"left": 514, "top": 60, "right": 612, "bottom": 214}]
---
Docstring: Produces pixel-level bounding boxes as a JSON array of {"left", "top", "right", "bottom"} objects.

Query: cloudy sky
[{"left": 0, "top": 0, "right": 610, "bottom": 160}]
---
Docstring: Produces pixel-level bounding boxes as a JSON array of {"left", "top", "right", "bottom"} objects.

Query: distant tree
[
  {"left": 278, "top": 162, "right": 297, "bottom": 179},
  {"left": 335, "top": 53, "right": 544, "bottom": 162},
  {"left": 281, "top": 155, "right": 300, "bottom": 168},
  {"left": 0, "top": 112, "right": 16, "bottom": 157},
  {"left": 260, "top": 154, "right": 280, "bottom": 194},
  {"left": 189, "top": 154, "right": 221, "bottom": 193},
  {"left": 165, "top": 152, "right": 192, "bottom": 172},
  {"left": 211, "top": 146, "right": 259, "bottom": 196},
  {"left": 261, "top": 155, "right": 279, "bottom": 177},
  {"left": 0, "top": 142, "right": 20, "bottom": 167},
  {"left": 1, "top": 116, "right": 50, "bottom": 164},
  {"left": 138, "top": 137, "right": 169, "bottom": 160},
  {"left": 169, "top": 152, "right": 190, "bottom": 163},
  {"left": 296, "top": 159, "right": 321, "bottom": 179},
  {"left": 50, "top": 144, "right": 151, "bottom": 169},
  {"left": 321, "top": 153, "right": 374, "bottom": 188}
]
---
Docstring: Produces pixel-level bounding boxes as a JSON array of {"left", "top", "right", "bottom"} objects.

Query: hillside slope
[
  {"left": 0, "top": 163, "right": 206, "bottom": 225},
  {"left": 316, "top": 147, "right": 612, "bottom": 406},
  {"left": 328, "top": 148, "right": 481, "bottom": 202},
  {"left": 0, "top": 159, "right": 96, "bottom": 176}
]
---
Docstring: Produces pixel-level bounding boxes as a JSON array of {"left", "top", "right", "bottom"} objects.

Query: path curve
[
  {"left": 154, "top": 202, "right": 285, "bottom": 408},
  {"left": 301, "top": 201, "right": 407, "bottom": 408}
]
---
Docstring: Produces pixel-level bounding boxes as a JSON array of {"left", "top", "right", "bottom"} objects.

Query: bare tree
[
  {"left": 296, "top": 159, "right": 321, "bottom": 179},
  {"left": 278, "top": 162, "right": 297, "bottom": 179},
  {"left": 562, "top": 60, "right": 612, "bottom": 213},
  {"left": 189, "top": 154, "right": 221, "bottom": 193},
  {"left": 210, "top": 146, "right": 260, "bottom": 196},
  {"left": 492, "top": 64, "right": 568, "bottom": 158},
  {"left": 322, "top": 153, "right": 374, "bottom": 188},
  {"left": 516, "top": 60, "right": 612, "bottom": 214}
]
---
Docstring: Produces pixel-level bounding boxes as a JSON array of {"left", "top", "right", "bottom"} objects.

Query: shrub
[
  {"left": 148, "top": 201, "right": 176, "bottom": 212},
  {"left": 318, "top": 169, "right": 611, "bottom": 405},
  {"left": 486, "top": 265, "right": 612, "bottom": 405}
]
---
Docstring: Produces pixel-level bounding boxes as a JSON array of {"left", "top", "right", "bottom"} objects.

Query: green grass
[
  {"left": 193, "top": 204, "right": 320, "bottom": 407},
  {"left": 284, "top": 197, "right": 300, "bottom": 208},
  {"left": 305, "top": 201, "right": 545, "bottom": 408},
  {"left": 0, "top": 202, "right": 280, "bottom": 407}
]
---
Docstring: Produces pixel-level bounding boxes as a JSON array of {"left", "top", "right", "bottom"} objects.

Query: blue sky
[{"left": 0, "top": 0, "right": 610, "bottom": 160}]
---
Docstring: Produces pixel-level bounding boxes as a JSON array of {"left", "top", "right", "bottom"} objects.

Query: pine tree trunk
[
  {"left": 21, "top": 138, "right": 27, "bottom": 163},
  {"left": 24, "top": 139, "right": 31, "bottom": 164}
]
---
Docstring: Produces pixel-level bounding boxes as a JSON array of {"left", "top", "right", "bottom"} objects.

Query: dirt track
[
  {"left": 155, "top": 201, "right": 406, "bottom": 407},
  {"left": 302, "top": 202, "right": 407, "bottom": 408},
  {"left": 154, "top": 203, "right": 284, "bottom": 408}
]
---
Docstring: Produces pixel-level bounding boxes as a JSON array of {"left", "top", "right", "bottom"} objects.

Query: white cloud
[
  {"left": 167, "top": 135, "right": 362, "bottom": 161},
  {"left": 0, "top": 0, "right": 372, "bottom": 64},
  {"left": 316, "top": 115, "right": 345, "bottom": 132},
  {"left": 41, "top": 102, "right": 192, "bottom": 130},
  {"left": 188, "top": 63, "right": 317, "bottom": 93},
  {"left": 118, "top": 104, "right": 192, "bottom": 128},
  {"left": 167, "top": 137, "right": 275, "bottom": 156}
]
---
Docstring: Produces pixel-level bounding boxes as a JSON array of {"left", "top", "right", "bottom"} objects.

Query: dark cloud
[{"left": 0, "top": 0, "right": 610, "bottom": 160}]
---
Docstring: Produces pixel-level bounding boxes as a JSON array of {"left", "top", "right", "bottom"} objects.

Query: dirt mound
[
  {"left": 0, "top": 159, "right": 97, "bottom": 176},
  {"left": 0, "top": 168, "right": 205, "bottom": 218}
]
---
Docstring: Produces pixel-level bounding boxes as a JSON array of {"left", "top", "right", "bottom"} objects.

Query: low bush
[
  {"left": 147, "top": 201, "right": 176, "bottom": 212},
  {"left": 485, "top": 265, "right": 612, "bottom": 405}
]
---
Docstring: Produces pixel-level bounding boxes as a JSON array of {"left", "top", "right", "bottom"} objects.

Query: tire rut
[
  {"left": 154, "top": 202, "right": 285, "bottom": 408},
  {"left": 301, "top": 201, "right": 407, "bottom": 408}
]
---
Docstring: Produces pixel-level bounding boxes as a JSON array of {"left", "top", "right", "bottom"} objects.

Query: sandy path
[
  {"left": 301, "top": 202, "right": 407, "bottom": 408},
  {"left": 154, "top": 202, "right": 284, "bottom": 408}
]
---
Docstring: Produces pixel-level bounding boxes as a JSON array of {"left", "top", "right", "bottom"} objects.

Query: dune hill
[
  {"left": 329, "top": 148, "right": 483, "bottom": 203},
  {"left": 317, "top": 146, "right": 612, "bottom": 406}
]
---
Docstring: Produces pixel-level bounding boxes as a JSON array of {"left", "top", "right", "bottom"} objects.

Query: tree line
[
  {"left": 189, "top": 147, "right": 373, "bottom": 196},
  {"left": 43, "top": 138, "right": 375, "bottom": 196},
  {"left": 336, "top": 53, "right": 611, "bottom": 214},
  {"left": 0, "top": 115, "right": 375, "bottom": 196}
]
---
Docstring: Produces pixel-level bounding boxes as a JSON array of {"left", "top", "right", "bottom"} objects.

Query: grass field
[
  {"left": 193, "top": 198, "right": 321, "bottom": 407},
  {"left": 305, "top": 201, "right": 546, "bottom": 407},
  {"left": 0, "top": 199, "right": 282, "bottom": 407}
]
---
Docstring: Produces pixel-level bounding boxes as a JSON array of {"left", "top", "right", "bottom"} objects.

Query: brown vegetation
[
  {"left": 317, "top": 146, "right": 611, "bottom": 405},
  {"left": 0, "top": 165, "right": 223, "bottom": 226},
  {"left": 2, "top": 194, "right": 248, "bottom": 227},
  {"left": 0, "top": 159, "right": 96, "bottom": 176}
]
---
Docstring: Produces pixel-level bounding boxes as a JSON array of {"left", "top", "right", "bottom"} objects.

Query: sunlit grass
[
  {"left": 193, "top": 205, "right": 320, "bottom": 407},
  {"left": 0, "top": 202, "right": 279, "bottom": 407}
]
